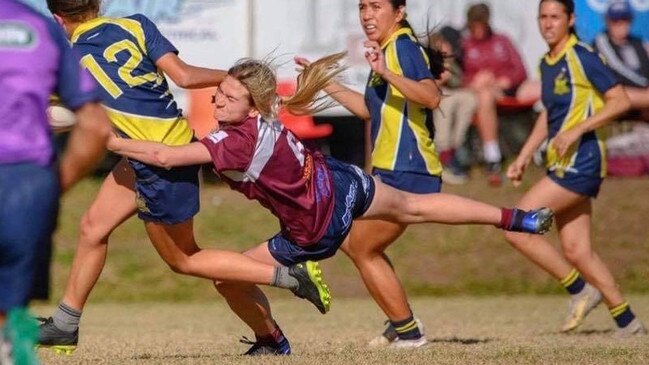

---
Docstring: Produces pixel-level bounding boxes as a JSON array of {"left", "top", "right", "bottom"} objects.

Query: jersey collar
[
  {"left": 380, "top": 27, "right": 414, "bottom": 49},
  {"left": 544, "top": 34, "right": 578, "bottom": 66},
  {"left": 71, "top": 17, "right": 110, "bottom": 43}
]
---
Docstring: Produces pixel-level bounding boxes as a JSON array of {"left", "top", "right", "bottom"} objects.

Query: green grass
[
  {"left": 49, "top": 166, "right": 649, "bottom": 303},
  {"left": 34, "top": 296, "right": 649, "bottom": 365}
]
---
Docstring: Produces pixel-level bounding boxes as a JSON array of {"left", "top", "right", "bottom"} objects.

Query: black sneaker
[
  {"left": 288, "top": 261, "right": 331, "bottom": 314},
  {"left": 240, "top": 334, "right": 291, "bottom": 355},
  {"left": 36, "top": 317, "right": 78, "bottom": 355}
]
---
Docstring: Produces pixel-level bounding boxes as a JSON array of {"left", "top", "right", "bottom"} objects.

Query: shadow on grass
[
  {"left": 429, "top": 336, "right": 493, "bottom": 345},
  {"left": 570, "top": 329, "right": 613, "bottom": 336},
  {"left": 131, "top": 353, "right": 218, "bottom": 360},
  {"left": 538, "top": 328, "right": 613, "bottom": 336}
]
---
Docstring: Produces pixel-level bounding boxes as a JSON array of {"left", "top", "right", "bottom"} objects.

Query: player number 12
[{"left": 80, "top": 39, "right": 162, "bottom": 99}]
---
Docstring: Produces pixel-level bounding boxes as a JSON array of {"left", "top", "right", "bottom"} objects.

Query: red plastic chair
[
  {"left": 496, "top": 96, "right": 537, "bottom": 114},
  {"left": 277, "top": 81, "right": 333, "bottom": 140}
]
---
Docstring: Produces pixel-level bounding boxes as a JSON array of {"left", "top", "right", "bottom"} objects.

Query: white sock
[{"left": 483, "top": 141, "right": 501, "bottom": 163}]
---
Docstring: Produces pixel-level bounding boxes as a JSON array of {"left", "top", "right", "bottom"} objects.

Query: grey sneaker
[
  {"left": 614, "top": 318, "right": 648, "bottom": 338},
  {"left": 561, "top": 283, "right": 602, "bottom": 332},
  {"left": 368, "top": 318, "right": 425, "bottom": 347},
  {"left": 36, "top": 317, "right": 78, "bottom": 355},
  {"left": 390, "top": 336, "right": 429, "bottom": 349},
  {"left": 288, "top": 261, "right": 331, "bottom": 314}
]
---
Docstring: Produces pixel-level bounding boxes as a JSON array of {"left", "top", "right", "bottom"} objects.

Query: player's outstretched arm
[
  {"left": 294, "top": 56, "right": 371, "bottom": 121},
  {"left": 156, "top": 53, "right": 227, "bottom": 89},
  {"left": 108, "top": 136, "right": 212, "bottom": 169},
  {"left": 59, "top": 102, "right": 111, "bottom": 193},
  {"left": 507, "top": 110, "right": 549, "bottom": 186}
]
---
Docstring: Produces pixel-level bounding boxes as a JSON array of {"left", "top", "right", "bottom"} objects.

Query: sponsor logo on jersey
[{"left": 206, "top": 130, "right": 229, "bottom": 144}]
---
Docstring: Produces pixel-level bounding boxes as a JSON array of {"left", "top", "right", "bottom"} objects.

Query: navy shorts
[
  {"left": 372, "top": 168, "right": 442, "bottom": 194},
  {"left": 0, "top": 164, "right": 59, "bottom": 310},
  {"left": 129, "top": 158, "right": 200, "bottom": 224},
  {"left": 548, "top": 171, "right": 602, "bottom": 198},
  {"left": 268, "top": 157, "right": 375, "bottom": 266}
]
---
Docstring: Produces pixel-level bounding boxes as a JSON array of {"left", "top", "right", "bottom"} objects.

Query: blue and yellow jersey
[
  {"left": 71, "top": 14, "right": 192, "bottom": 145},
  {"left": 364, "top": 27, "right": 442, "bottom": 176},
  {"left": 540, "top": 34, "right": 618, "bottom": 178}
]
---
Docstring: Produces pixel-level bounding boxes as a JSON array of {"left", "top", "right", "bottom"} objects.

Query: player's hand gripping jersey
[{"left": 71, "top": 14, "right": 192, "bottom": 145}]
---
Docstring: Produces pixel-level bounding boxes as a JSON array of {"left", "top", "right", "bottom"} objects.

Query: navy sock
[
  {"left": 610, "top": 302, "right": 636, "bottom": 328},
  {"left": 561, "top": 269, "right": 586, "bottom": 295},
  {"left": 391, "top": 315, "right": 421, "bottom": 340}
]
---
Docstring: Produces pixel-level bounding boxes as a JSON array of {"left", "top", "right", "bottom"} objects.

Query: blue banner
[{"left": 576, "top": 0, "right": 649, "bottom": 43}]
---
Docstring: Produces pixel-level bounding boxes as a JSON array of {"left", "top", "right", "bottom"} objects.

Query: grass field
[
  {"left": 35, "top": 166, "right": 649, "bottom": 364},
  {"left": 50, "top": 166, "right": 649, "bottom": 301},
  {"left": 35, "top": 296, "right": 649, "bottom": 365}
]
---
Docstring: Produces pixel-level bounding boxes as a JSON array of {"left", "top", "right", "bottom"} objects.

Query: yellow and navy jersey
[
  {"left": 364, "top": 27, "right": 442, "bottom": 176},
  {"left": 71, "top": 14, "right": 192, "bottom": 145},
  {"left": 540, "top": 35, "right": 618, "bottom": 178}
]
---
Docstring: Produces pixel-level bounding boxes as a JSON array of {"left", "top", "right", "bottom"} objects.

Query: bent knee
[
  {"left": 344, "top": 240, "right": 389, "bottom": 264},
  {"left": 562, "top": 244, "right": 592, "bottom": 265},
  {"left": 78, "top": 212, "right": 111, "bottom": 245},
  {"left": 164, "top": 256, "right": 193, "bottom": 275}
]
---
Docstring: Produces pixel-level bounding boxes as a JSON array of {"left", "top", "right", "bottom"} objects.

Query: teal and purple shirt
[{"left": 0, "top": 0, "right": 99, "bottom": 167}]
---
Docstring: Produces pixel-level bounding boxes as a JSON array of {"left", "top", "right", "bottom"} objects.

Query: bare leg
[
  {"left": 556, "top": 199, "right": 625, "bottom": 308},
  {"left": 214, "top": 243, "right": 281, "bottom": 337},
  {"left": 503, "top": 177, "right": 578, "bottom": 279},
  {"left": 362, "top": 179, "right": 503, "bottom": 225},
  {"left": 474, "top": 87, "right": 500, "bottom": 147},
  {"left": 340, "top": 220, "right": 410, "bottom": 321},
  {"left": 144, "top": 222, "right": 275, "bottom": 284},
  {"left": 62, "top": 159, "right": 137, "bottom": 310}
]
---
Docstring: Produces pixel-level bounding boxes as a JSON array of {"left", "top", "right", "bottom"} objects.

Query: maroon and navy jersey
[{"left": 200, "top": 116, "right": 334, "bottom": 246}]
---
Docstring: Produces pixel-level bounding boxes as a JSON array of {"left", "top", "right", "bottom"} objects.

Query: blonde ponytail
[
  {"left": 228, "top": 52, "right": 347, "bottom": 120},
  {"left": 282, "top": 52, "right": 347, "bottom": 116}
]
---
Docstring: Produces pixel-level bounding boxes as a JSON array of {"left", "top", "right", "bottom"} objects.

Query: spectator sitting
[
  {"left": 431, "top": 29, "right": 477, "bottom": 185},
  {"left": 461, "top": 3, "right": 539, "bottom": 186},
  {"left": 593, "top": 0, "right": 649, "bottom": 121}
]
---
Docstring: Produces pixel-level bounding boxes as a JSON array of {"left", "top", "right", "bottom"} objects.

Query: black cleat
[
  {"left": 288, "top": 261, "right": 331, "bottom": 314},
  {"left": 36, "top": 317, "right": 78, "bottom": 356},
  {"left": 240, "top": 331, "right": 291, "bottom": 355}
]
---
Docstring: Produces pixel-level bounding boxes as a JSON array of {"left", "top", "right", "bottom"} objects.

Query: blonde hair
[{"left": 227, "top": 52, "right": 347, "bottom": 120}]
